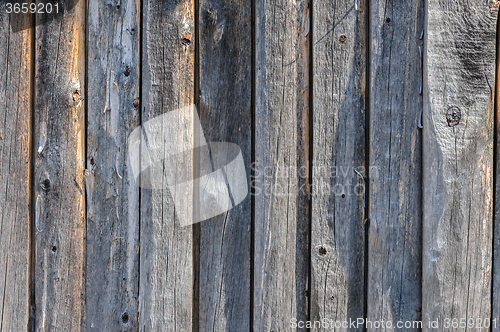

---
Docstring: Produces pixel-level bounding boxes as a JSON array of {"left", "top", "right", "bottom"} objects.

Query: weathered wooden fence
[{"left": 1, "top": 0, "right": 499, "bottom": 331}]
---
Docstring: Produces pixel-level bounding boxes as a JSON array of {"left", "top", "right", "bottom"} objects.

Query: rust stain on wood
[{"left": 489, "top": 0, "right": 500, "bottom": 16}]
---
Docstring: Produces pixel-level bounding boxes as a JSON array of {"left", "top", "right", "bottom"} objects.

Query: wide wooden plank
[
  {"left": 198, "top": 0, "right": 252, "bottom": 330},
  {"left": 139, "top": 0, "right": 195, "bottom": 330},
  {"left": 0, "top": 9, "right": 33, "bottom": 332},
  {"left": 423, "top": 0, "right": 496, "bottom": 329},
  {"left": 85, "top": 0, "right": 140, "bottom": 330},
  {"left": 310, "top": 0, "right": 366, "bottom": 328},
  {"left": 367, "top": 0, "right": 424, "bottom": 329},
  {"left": 33, "top": 0, "right": 86, "bottom": 330},
  {"left": 254, "top": 0, "right": 310, "bottom": 330}
]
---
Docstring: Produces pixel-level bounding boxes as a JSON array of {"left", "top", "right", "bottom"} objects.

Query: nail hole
[
  {"left": 89, "top": 157, "right": 95, "bottom": 166},
  {"left": 52, "top": 246, "right": 57, "bottom": 253},
  {"left": 342, "top": 194, "right": 345, "bottom": 198},
  {"left": 124, "top": 66, "right": 130, "bottom": 77},
  {"left": 41, "top": 179, "right": 51, "bottom": 191},
  {"left": 339, "top": 35, "right": 347, "bottom": 42},
  {"left": 318, "top": 246, "right": 327, "bottom": 256},
  {"left": 182, "top": 32, "right": 192, "bottom": 45},
  {"left": 122, "top": 312, "right": 129, "bottom": 324},
  {"left": 386, "top": 17, "right": 391, "bottom": 23}
]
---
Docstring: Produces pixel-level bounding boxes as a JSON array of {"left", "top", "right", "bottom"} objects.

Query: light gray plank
[
  {"left": 493, "top": 6, "right": 500, "bottom": 330},
  {"left": 139, "top": 0, "right": 195, "bottom": 330},
  {"left": 254, "top": 0, "right": 310, "bottom": 330},
  {"left": 33, "top": 0, "right": 86, "bottom": 330},
  {"left": 85, "top": 0, "right": 140, "bottom": 330},
  {"left": 423, "top": 0, "right": 496, "bottom": 329},
  {"left": 0, "top": 8, "right": 33, "bottom": 332},
  {"left": 310, "top": 0, "right": 366, "bottom": 329},
  {"left": 198, "top": 0, "right": 252, "bottom": 330},
  {"left": 367, "top": 0, "right": 424, "bottom": 330}
]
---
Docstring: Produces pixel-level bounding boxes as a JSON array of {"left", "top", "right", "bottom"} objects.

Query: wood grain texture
[
  {"left": 198, "top": 0, "right": 252, "bottom": 330},
  {"left": 85, "top": 0, "right": 140, "bottom": 330},
  {"left": 423, "top": 0, "right": 497, "bottom": 329},
  {"left": 493, "top": 7, "right": 500, "bottom": 331},
  {"left": 0, "top": 9, "right": 32, "bottom": 332},
  {"left": 368, "top": 0, "right": 424, "bottom": 329},
  {"left": 310, "top": 0, "right": 366, "bottom": 328},
  {"left": 33, "top": 0, "right": 86, "bottom": 330},
  {"left": 139, "top": 0, "right": 195, "bottom": 330},
  {"left": 254, "top": 0, "right": 310, "bottom": 330}
]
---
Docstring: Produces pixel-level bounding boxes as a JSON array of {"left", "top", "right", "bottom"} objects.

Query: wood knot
[
  {"left": 40, "top": 179, "right": 51, "bottom": 191},
  {"left": 182, "top": 32, "right": 192, "bottom": 46},
  {"left": 446, "top": 106, "right": 461, "bottom": 127},
  {"left": 214, "top": 26, "right": 224, "bottom": 43},
  {"left": 72, "top": 90, "right": 80, "bottom": 102},
  {"left": 122, "top": 312, "right": 129, "bottom": 324}
]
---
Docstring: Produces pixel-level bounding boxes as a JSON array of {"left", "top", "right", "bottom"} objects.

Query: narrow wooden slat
[
  {"left": 198, "top": 0, "right": 252, "bottom": 330},
  {"left": 493, "top": 6, "right": 500, "bottom": 330},
  {"left": 254, "top": 0, "right": 310, "bottom": 329},
  {"left": 0, "top": 9, "right": 33, "bottom": 332},
  {"left": 85, "top": 0, "right": 140, "bottom": 330},
  {"left": 139, "top": 0, "right": 195, "bottom": 330},
  {"left": 423, "top": 0, "right": 496, "bottom": 328},
  {"left": 34, "top": 0, "right": 86, "bottom": 330},
  {"left": 310, "top": 0, "right": 366, "bottom": 328},
  {"left": 367, "top": 0, "right": 424, "bottom": 329}
]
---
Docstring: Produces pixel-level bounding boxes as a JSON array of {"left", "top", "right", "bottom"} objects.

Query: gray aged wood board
[
  {"left": 198, "top": 0, "right": 252, "bottom": 330},
  {"left": 311, "top": 0, "right": 366, "bottom": 329},
  {"left": 34, "top": 0, "right": 87, "bottom": 330},
  {"left": 139, "top": 0, "right": 196, "bottom": 331},
  {"left": 86, "top": 0, "right": 141, "bottom": 330},
  {"left": 423, "top": 0, "right": 497, "bottom": 330},
  {"left": 368, "top": 0, "right": 424, "bottom": 330},
  {"left": 0, "top": 8, "right": 32, "bottom": 332},
  {"left": 254, "top": 0, "right": 310, "bottom": 330}
]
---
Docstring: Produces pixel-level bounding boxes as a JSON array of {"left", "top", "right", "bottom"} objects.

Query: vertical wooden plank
[
  {"left": 254, "top": 0, "right": 310, "bottom": 329},
  {"left": 86, "top": 0, "right": 140, "bottom": 330},
  {"left": 493, "top": 5, "right": 500, "bottom": 330},
  {"left": 34, "top": 0, "right": 86, "bottom": 330},
  {"left": 310, "top": 0, "right": 366, "bottom": 328},
  {"left": 368, "top": 0, "right": 424, "bottom": 329},
  {"left": 139, "top": 0, "right": 195, "bottom": 330},
  {"left": 423, "top": 0, "right": 496, "bottom": 329},
  {"left": 0, "top": 9, "right": 32, "bottom": 332},
  {"left": 198, "top": 0, "right": 252, "bottom": 330}
]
